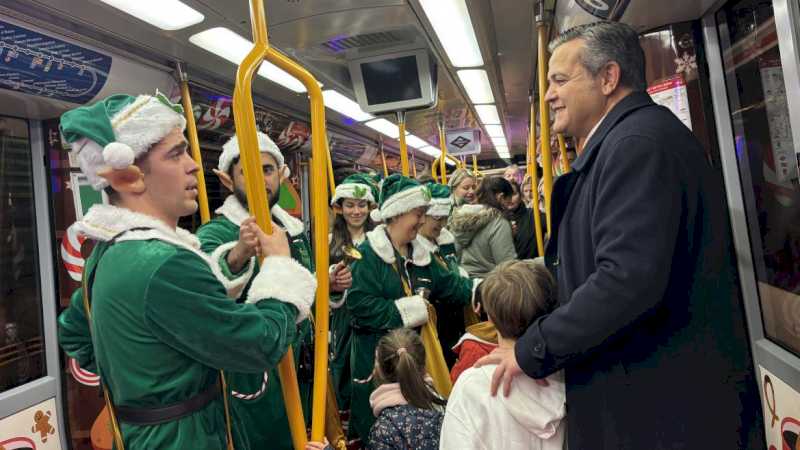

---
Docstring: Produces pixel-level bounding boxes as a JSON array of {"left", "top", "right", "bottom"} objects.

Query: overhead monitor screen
[{"left": 360, "top": 55, "right": 423, "bottom": 105}]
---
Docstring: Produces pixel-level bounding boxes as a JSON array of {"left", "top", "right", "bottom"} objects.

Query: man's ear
[
  {"left": 213, "top": 168, "right": 235, "bottom": 192},
  {"left": 600, "top": 61, "right": 622, "bottom": 96},
  {"left": 97, "top": 165, "right": 145, "bottom": 194}
]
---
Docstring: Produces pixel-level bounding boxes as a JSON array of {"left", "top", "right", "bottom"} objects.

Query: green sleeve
[
  {"left": 346, "top": 251, "right": 404, "bottom": 331},
  {"left": 430, "top": 256, "right": 473, "bottom": 307},
  {"left": 57, "top": 288, "right": 96, "bottom": 372},
  {"left": 143, "top": 250, "right": 298, "bottom": 373}
]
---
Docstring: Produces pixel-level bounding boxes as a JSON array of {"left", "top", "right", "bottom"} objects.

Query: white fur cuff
[
  {"left": 209, "top": 241, "right": 255, "bottom": 299},
  {"left": 471, "top": 278, "right": 483, "bottom": 309},
  {"left": 394, "top": 295, "right": 428, "bottom": 328},
  {"left": 246, "top": 256, "right": 317, "bottom": 323}
]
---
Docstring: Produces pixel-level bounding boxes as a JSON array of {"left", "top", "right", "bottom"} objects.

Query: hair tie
[{"left": 396, "top": 347, "right": 407, "bottom": 357}]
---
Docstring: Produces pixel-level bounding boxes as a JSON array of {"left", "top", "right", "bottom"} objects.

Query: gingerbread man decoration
[{"left": 31, "top": 409, "right": 55, "bottom": 442}]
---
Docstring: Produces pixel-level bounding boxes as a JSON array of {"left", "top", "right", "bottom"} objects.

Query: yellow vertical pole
[
  {"left": 232, "top": 0, "right": 334, "bottom": 446},
  {"left": 557, "top": 134, "right": 571, "bottom": 174},
  {"left": 379, "top": 139, "right": 389, "bottom": 177},
  {"left": 527, "top": 97, "right": 544, "bottom": 257},
  {"left": 472, "top": 155, "right": 478, "bottom": 176},
  {"left": 438, "top": 121, "right": 448, "bottom": 185},
  {"left": 178, "top": 66, "right": 210, "bottom": 224},
  {"left": 411, "top": 151, "right": 418, "bottom": 178},
  {"left": 397, "top": 112, "right": 409, "bottom": 176},
  {"left": 537, "top": 20, "right": 554, "bottom": 236},
  {"left": 326, "top": 138, "right": 336, "bottom": 193}
]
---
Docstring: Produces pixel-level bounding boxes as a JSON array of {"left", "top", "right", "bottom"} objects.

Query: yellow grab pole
[
  {"left": 537, "top": 20, "right": 554, "bottom": 236},
  {"left": 379, "top": 139, "right": 389, "bottom": 177},
  {"left": 397, "top": 112, "right": 410, "bottom": 176},
  {"left": 471, "top": 155, "right": 479, "bottom": 176},
  {"left": 233, "top": 0, "right": 333, "bottom": 446},
  {"left": 178, "top": 66, "right": 210, "bottom": 224},
  {"left": 527, "top": 97, "right": 544, "bottom": 257},
  {"left": 557, "top": 134, "right": 571, "bottom": 174},
  {"left": 438, "top": 121, "right": 448, "bottom": 185},
  {"left": 411, "top": 150, "right": 418, "bottom": 178},
  {"left": 326, "top": 138, "right": 336, "bottom": 193},
  {"left": 431, "top": 155, "right": 440, "bottom": 183}
]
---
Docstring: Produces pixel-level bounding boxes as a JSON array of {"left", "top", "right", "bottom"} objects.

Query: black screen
[{"left": 360, "top": 55, "right": 422, "bottom": 105}]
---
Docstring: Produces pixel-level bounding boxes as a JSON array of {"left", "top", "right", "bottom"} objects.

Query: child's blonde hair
[
  {"left": 481, "top": 260, "right": 557, "bottom": 339},
  {"left": 374, "top": 328, "right": 445, "bottom": 410}
]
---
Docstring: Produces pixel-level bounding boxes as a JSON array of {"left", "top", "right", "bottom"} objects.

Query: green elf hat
[
  {"left": 331, "top": 173, "right": 378, "bottom": 206},
  {"left": 60, "top": 91, "right": 186, "bottom": 191},
  {"left": 218, "top": 130, "right": 289, "bottom": 178},
  {"left": 425, "top": 182, "right": 453, "bottom": 217},
  {"left": 369, "top": 173, "right": 430, "bottom": 222}
]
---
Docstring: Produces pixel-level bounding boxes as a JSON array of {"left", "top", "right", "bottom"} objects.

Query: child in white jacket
[{"left": 440, "top": 260, "right": 566, "bottom": 450}]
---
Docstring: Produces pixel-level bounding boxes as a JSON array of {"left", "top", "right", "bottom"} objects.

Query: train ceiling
[{"left": 3, "top": 0, "right": 722, "bottom": 164}]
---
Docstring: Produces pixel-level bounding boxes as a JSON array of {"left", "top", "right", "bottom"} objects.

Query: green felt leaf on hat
[
  {"left": 155, "top": 90, "right": 185, "bottom": 116},
  {"left": 354, "top": 185, "right": 367, "bottom": 198}
]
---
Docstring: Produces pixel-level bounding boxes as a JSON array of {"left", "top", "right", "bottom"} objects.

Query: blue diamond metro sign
[{"left": 445, "top": 128, "right": 482, "bottom": 156}]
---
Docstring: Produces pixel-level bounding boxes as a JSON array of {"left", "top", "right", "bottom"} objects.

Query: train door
[
  {"left": 0, "top": 116, "right": 66, "bottom": 449},
  {"left": 703, "top": 0, "right": 800, "bottom": 448}
]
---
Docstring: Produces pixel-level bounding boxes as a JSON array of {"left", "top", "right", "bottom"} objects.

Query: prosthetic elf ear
[
  {"left": 213, "top": 168, "right": 235, "bottom": 192},
  {"left": 97, "top": 165, "right": 146, "bottom": 194}
]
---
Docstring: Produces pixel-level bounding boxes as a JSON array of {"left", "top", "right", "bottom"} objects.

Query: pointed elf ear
[
  {"left": 213, "top": 168, "right": 235, "bottom": 192},
  {"left": 97, "top": 165, "right": 145, "bottom": 194}
]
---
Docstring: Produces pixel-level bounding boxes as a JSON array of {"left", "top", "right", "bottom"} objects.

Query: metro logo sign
[{"left": 445, "top": 128, "right": 482, "bottom": 156}]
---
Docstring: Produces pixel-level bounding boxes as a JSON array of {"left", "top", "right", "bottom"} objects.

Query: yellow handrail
[
  {"left": 411, "top": 151, "right": 418, "bottom": 178},
  {"left": 179, "top": 76, "right": 210, "bottom": 224},
  {"left": 557, "top": 134, "right": 571, "bottom": 174},
  {"left": 379, "top": 139, "right": 389, "bottom": 177},
  {"left": 232, "top": 0, "right": 332, "bottom": 447},
  {"left": 397, "top": 113, "right": 410, "bottom": 176},
  {"left": 437, "top": 121, "right": 448, "bottom": 185},
  {"left": 537, "top": 21, "right": 554, "bottom": 236},
  {"left": 527, "top": 99, "right": 544, "bottom": 257},
  {"left": 327, "top": 138, "right": 336, "bottom": 192}
]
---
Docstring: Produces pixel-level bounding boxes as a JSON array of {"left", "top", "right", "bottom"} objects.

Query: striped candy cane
[{"left": 230, "top": 371, "right": 269, "bottom": 400}]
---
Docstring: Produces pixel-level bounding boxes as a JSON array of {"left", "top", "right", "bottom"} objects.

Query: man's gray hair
[{"left": 548, "top": 21, "right": 646, "bottom": 91}]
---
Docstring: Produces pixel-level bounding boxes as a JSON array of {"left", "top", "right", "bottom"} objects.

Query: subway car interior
[{"left": 0, "top": 0, "right": 799, "bottom": 449}]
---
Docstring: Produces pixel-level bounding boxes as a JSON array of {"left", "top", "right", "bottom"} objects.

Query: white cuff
[
  {"left": 246, "top": 255, "right": 317, "bottom": 323},
  {"left": 209, "top": 241, "right": 255, "bottom": 299},
  {"left": 394, "top": 295, "right": 428, "bottom": 328},
  {"left": 471, "top": 278, "right": 483, "bottom": 309},
  {"left": 330, "top": 290, "right": 346, "bottom": 309}
]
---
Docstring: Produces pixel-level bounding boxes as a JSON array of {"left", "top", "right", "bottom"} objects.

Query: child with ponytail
[{"left": 367, "top": 328, "right": 446, "bottom": 450}]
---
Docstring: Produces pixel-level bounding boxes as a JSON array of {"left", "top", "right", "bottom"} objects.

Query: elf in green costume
[
  {"left": 327, "top": 173, "right": 379, "bottom": 410},
  {"left": 57, "top": 93, "right": 316, "bottom": 450},
  {"left": 345, "top": 174, "right": 476, "bottom": 441},
  {"left": 414, "top": 182, "right": 476, "bottom": 365},
  {"left": 196, "top": 131, "right": 351, "bottom": 450}
]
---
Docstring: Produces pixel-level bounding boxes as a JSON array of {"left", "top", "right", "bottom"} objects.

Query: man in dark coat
[{"left": 477, "top": 21, "right": 763, "bottom": 449}]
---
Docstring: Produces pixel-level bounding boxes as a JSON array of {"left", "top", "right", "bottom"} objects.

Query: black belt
[{"left": 115, "top": 379, "right": 220, "bottom": 426}]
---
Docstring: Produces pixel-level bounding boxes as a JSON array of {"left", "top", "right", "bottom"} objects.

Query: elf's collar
[
  {"left": 437, "top": 228, "right": 455, "bottom": 246},
  {"left": 366, "top": 224, "right": 431, "bottom": 266},
  {"left": 76, "top": 204, "right": 200, "bottom": 252},
  {"left": 216, "top": 195, "right": 305, "bottom": 237}
]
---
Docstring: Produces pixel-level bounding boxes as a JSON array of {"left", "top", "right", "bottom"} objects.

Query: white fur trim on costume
[
  {"left": 376, "top": 185, "right": 430, "bottom": 221},
  {"left": 370, "top": 208, "right": 383, "bottom": 223},
  {"left": 471, "top": 278, "right": 483, "bottom": 309},
  {"left": 331, "top": 183, "right": 376, "bottom": 206},
  {"left": 366, "top": 224, "right": 431, "bottom": 266},
  {"left": 216, "top": 195, "right": 305, "bottom": 237},
  {"left": 208, "top": 241, "right": 256, "bottom": 299},
  {"left": 77, "top": 204, "right": 199, "bottom": 248},
  {"left": 437, "top": 228, "right": 455, "bottom": 246},
  {"left": 75, "top": 138, "right": 111, "bottom": 190},
  {"left": 246, "top": 255, "right": 317, "bottom": 323},
  {"left": 103, "top": 142, "right": 135, "bottom": 169},
  {"left": 426, "top": 197, "right": 452, "bottom": 218},
  {"left": 394, "top": 295, "right": 428, "bottom": 328},
  {"left": 111, "top": 94, "right": 186, "bottom": 158},
  {"left": 271, "top": 204, "right": 305, "bottom": 237},
  {"left": 414, "top": 234, "right": 438, "bottom": 254},
  {"left": 218, "top": 131, "right": 283, "bottom": 173}
]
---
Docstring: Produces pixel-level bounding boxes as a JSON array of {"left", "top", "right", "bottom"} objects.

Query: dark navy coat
[{"left": 516, "top": 92, "right": 764, "bottom": 449}]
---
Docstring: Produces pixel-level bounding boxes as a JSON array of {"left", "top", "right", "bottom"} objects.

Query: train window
[
  {"left": 0, "top": 116, "right": 46, "bottom": 392},
  {"left": 717, "top": 0, "right": 800, "bottom": 357}
]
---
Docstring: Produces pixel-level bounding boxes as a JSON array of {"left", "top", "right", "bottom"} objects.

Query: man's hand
[
  {"left": 474, "top": 344, "right": 547, "bottom": 397},
  {"left": 329, "top": 262, "right": 352, "bottom": 292},
  {"left": 227, "top": 217, "right": 259, "bottom": 273},
  {"left": 255, "top": 223, "right": 290, "bottom": 258}
]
